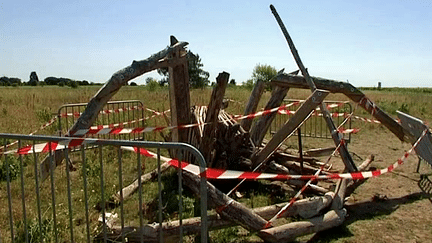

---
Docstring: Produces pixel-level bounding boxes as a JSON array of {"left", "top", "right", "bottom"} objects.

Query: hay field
[{"left": 0, "top": 85, "right": 431, "bottom": 242}]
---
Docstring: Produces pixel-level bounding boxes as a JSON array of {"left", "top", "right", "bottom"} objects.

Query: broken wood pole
[
  {"left": 241, "top": 80, "right": 266, "bottom": 131},
  {"left": 250, "top": 85, "right": 289, "bottom": 147},
  {"left": 270, "top": 4, "right": 357, "bottom": 173},
  {"left": 271, "top": 74, "right": 406, "bottom": 141},
  {"left": 168, "top": 36, "right": 191, "bottom": 143},
  {"left": 183, "top": 171, "right": 268, "bottom": 231},
  {"left": 40, "top": 37, "right": 189, "bottom": 181},
  {"left": 251, "top": 89, "right": 329, "bottom": 168},
  {"left": 201, "top": 72, "right": 230, "bottom": 166}
]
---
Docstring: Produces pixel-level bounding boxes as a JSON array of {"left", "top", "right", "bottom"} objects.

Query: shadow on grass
[{"left": 307, "top": 190, "right": 431, "bottom": 243}]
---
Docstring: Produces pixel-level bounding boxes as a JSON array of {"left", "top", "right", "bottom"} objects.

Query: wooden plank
[
  {"left": 251, "top": 89, "right": 329, "bottom": 168},
  {"left": 201, "top": 72, "right": 229, "bottom": 166},
  {"left": 271, "top": 73, "right": 406, "bottom": 141},
  {"left": 397, "top": 111, "right": 432, "bottom": 165},
  {"left": 241, "top": 80, "right": 266, "bottom": 131},
  {"left": 250, "top": 85, "right": 289, "bottom": 146},
  {"left": 40, "top": 38, "right": 189, "bottom": 181}
]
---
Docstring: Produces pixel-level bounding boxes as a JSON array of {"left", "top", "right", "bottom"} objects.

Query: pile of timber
[{"left": 60, "top": 34, "right": 401, "bottom": 242}]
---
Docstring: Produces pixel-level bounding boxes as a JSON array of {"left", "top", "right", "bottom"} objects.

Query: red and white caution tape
[
  {"left": 4, "top": 138, "right": 98, "bottom": 155},
  {"left": 167, "top": 129, "right": 427, "bottom": 181},
  {"left": 0, "top": 116, "right": 58, "bottom": 152}
]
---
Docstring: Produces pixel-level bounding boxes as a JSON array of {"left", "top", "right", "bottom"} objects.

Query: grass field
[{"left": 0, "top": 85, "right": 431, "bottom": 242}]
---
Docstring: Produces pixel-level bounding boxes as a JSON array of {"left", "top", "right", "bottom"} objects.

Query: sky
[{"left": 1, "top": 0, "right": 431, "bottom": 87}]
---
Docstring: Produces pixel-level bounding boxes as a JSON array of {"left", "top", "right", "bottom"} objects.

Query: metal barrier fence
[
  {"left": 0, "top": 133, "right": 208, "bottom": 243},
  {"left": 58, "top": 100, "right": 146, "bottom": 141},
  {"left": 270, "top": 99, "right": 353, "bottom": 143}
]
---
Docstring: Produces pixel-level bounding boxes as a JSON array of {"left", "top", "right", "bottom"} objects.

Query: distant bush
[{"left": 0, "top": 76, "right": 22, "bottom": 86}]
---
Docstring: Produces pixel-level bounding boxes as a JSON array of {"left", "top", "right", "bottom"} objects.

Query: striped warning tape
[{"left": 167, "top": 129, "right": 427, "bottom": 181}]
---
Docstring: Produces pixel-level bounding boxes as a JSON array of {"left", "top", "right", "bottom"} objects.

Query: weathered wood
[
  {"left": 251, "top": 89, "right": 329, "bottom": 168},
  {"left": 40, "top": 38, "right": 189, "bottom": 181},
  {"left": 250, "top": 85, "right": 289, "bottom": 147},
  {"left": 111, "top": 161, "right": 171, "bottom": 204},
  {"left": 183, "top": 171, "right": 268, "bottom": 231},
  {"left": 201, "top": 72, "right": 230, "bottom": 166},
  {"left": 274, "top": 156, "right": 333, "bottom": 175},
  {"left": 241, "top": 80, "right": 266, "bottom": 131},
  {"left": 168, "top": 40, "right": 190, "bottom": 143},
  {"left": 103, "top": 193, "right": 334, "bottom": 241},
  {"left": 257, "top": 209, "right": 347, "bottom": 243},
  {"left": 271, "top": 73, "right": 406, "bottom": 141},
  {"left": 270, "top": 4, "right": 357, "bottom": 173}
]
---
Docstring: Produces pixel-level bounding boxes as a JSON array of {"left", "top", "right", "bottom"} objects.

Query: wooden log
[
  {"left": 250, "top": 85, "right": 289, "bottom": 147},
  {"left": 241, "top": 80, "right": 266, "bottom": 131},
  {"left": 183, "top": 171, "right": 268, "bottom": 231},
  {"left": 304, "top": 147, "right": 337, "bottom": 157},
  {"left": 201, "top": 72, "right": 230, "bottom": 166},
  {"left": 271, "top": 73, "right": 406, "bottom": 141},
  {"left": 274, "top": 156, "right": 333, "bottom": 175},
  {"left": 40, "top": 38, "right": 189, "bottom": 181},
  {"left": 168, "top": 38, "right": 190, "bottom": 143},
  {"left": 102, "top": 193, "right": 335, "bottom": 241},
  {"left": 251, "top": 89, "right": 329, "bottom": 168},
  {"left": 111, "top": 161, "right": 171, "bottom": 204},
  {"left": 257, "top": 209, "right": 347, "bottom": 243}
]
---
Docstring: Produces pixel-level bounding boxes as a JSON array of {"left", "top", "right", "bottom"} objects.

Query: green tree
[
  {"left": 251, "top": 64, "right": 277, "bottom": 91},
  {"left": 157, "top": 50, "right": 210, "bottom": 89}
]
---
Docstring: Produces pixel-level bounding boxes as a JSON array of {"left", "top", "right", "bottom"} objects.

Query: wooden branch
[
  {"left": 241, "top": 80, "right": 266, "bottom": 131},
  {"left": 183, "top": 171, "right": 268, "bottom": 231},
  {"left": 201, "top": 72, "right": 230, "bottom": 166},
  {"left": 251, "top": 90, "right": 329, "bottom": 168},
  {"left": 304, "top": 147, "right": 337, "bottom": 157},
  {"left": 250, "top": 85, "right": 289, "bottom": 147},
  {"left": 257, "top": 209, "right": 347, "bottom": 243},
  {"left": 102, "top": 193, "right": 335, "bottom": 241},
  {"left": 271, "top": 73, "right": 406, "bottom": 141},
  {"left": 111, "top": 161, "right": 171, "bottom": 204},
  {"left": 40, "top": 38, "right": 188, "bottom": 181}
]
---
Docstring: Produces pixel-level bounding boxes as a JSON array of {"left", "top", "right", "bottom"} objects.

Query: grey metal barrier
[
  {"left": 57, "top": 100, "right": 146, "bottom": 141},
  {"left": 270, "top": 99, "right": 353, "bottom": 143},
  {"left": 0, "top": 133, "right": 208, "bottom": 243}
]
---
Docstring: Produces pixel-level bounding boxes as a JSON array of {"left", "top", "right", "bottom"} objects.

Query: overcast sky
[{"left": 1, "top": 0, "right": 431, "bottom": 87}]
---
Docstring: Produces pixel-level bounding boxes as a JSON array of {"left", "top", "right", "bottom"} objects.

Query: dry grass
[{"left": 0, "top": 85, "right": 431, "bottom": 242}]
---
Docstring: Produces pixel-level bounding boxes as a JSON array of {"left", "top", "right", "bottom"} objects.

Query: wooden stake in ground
[{"left": 241, "top": 80, "right": 266, "bottom": 131}]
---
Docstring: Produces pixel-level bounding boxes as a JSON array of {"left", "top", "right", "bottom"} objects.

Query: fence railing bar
[
  {"left": 137, "top": 149, "right": 144, "bottom": 243},
  {"left": 80, "top": 146, "right": 91, "bottom": 243},
  {"left": 98, "top": 145, "right": 107, "bottom": 243},
  {"left": 5, "top": 142, "right": 14, "bottom": 242},
  {"left": 64, "top": 147, "right": 75, "bottom": 242},
  {"left": 157, "top": 148, "right": 163, "bottom": 243},
  {"left": 178, "top": 149, "right": 184, "bottom": 242},
  {"left": 48, "top": 143, "right": 59, "bottom": 243},
  {"left": 32, "top": 140, "right": 43, "bottom": 241},
  {"left": 117, "top": 147, "right": 125, "bottom": 243},
  {"left": 18, "top": 140, "right": 29, "bottom": 243}
]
